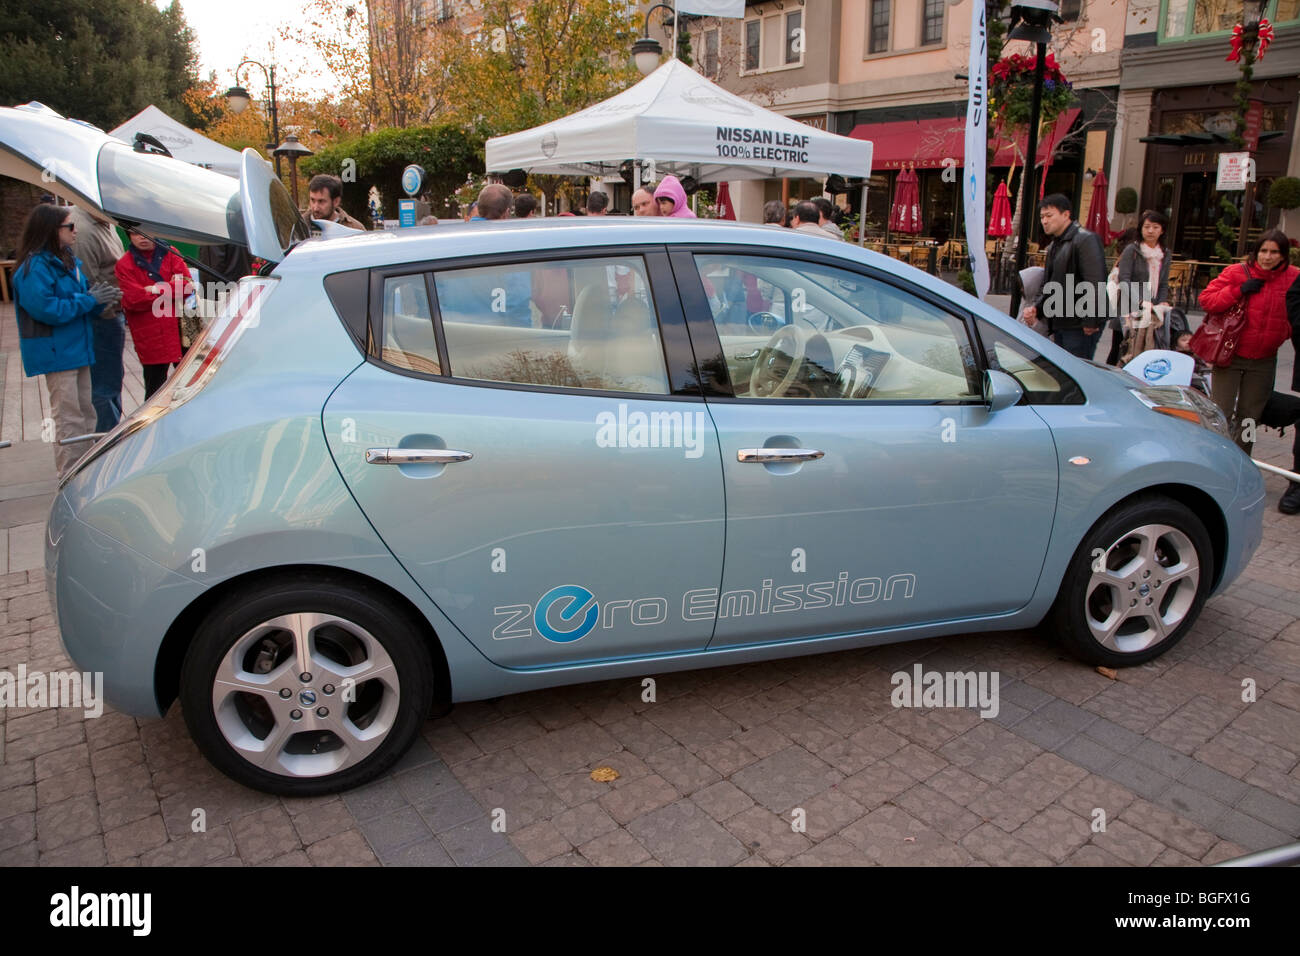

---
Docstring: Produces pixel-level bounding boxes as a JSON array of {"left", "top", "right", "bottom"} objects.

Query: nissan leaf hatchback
[{"left": 4, "top": 106, "right": 1266, "bottom": 795}]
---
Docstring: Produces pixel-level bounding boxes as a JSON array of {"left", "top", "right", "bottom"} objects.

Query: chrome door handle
[
  {"left": 737, "top": 448, "right": 824, "bottom": 463},
  {"left": 365, "top": 448, "right": 473, "bottom": 465}
]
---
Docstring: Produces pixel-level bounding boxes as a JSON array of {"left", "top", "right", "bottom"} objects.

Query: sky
[{"left": 171, "top": 0, "right": 340, "bottom": 98}]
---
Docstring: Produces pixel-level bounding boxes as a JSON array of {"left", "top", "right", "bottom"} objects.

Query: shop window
[
  {"left": 702, "top": 27, "right": 719, "bottom": 77},
  {"left": 1059, "top": 0, "right": 1082, "bottom": 20},
  {"left": 1163, "top": 0, "right": 1298, "bottom": 39}
]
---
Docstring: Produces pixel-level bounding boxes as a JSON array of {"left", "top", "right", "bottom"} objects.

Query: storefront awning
[
  {"left": 1138, "top": 130, "right": 1284, "bottom": 145},
  {"left": 850, "top": 109, "right": 1081, "bottom": 170}
]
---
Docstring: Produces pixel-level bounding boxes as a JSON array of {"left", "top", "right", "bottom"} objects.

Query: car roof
[{"left": 281, "top": 217, "right": 854, "bottom": 274}]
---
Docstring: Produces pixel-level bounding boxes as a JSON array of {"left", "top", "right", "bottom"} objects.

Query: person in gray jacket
[
  {"left": 1108, "top": 209, "right": 1173, "bottom": 363},
  {"left": 68, "top": 205, "right": 125, "bottom": 431}
]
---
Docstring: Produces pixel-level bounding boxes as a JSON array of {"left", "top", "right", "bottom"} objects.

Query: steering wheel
[
  {"left": 749, "top": 324, "right": 809, "bottom": 398},
  {"left": 746, "top": 311, "right": 783, "bottom": 334}
]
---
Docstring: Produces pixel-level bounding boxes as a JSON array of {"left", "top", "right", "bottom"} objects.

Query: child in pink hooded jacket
[{"left": 653, "top": 176, "right": 697, "bottom": 218}]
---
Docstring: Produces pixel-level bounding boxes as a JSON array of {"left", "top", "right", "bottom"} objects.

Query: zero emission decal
[{"left": 493, "top": 571, "right": 918, "bottom": 643}]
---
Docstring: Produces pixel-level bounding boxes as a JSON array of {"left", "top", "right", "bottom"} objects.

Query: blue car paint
[{"left": 46, "top": 220, "right": 1264, "bottom": 717}]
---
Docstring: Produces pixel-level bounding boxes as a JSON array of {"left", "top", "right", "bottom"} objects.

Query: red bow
[{"left": 1227, "top": 19, "right": 1275, "bottom": 61}]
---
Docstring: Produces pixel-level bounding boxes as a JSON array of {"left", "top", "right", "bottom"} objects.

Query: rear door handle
[
  {"left": 365, "top": 448, "right": 473, "bottom": 465},
  {"left": 737, "top": 448, "right": 824, "bottom": 463}
]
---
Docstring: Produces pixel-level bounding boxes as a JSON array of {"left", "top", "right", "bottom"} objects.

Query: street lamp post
[
  {"left": 225, "top": 60, "right": 281, "bottom": 178},
  {"left": 274, "top": 134, "right": 314, "bottom": 210},
  {"left": 632, "top": 3, "right": 682, "bottom": 76},
  {"left": 1006, "top": 1, "right": 1061, "bottom": 322},
  {"left": 1234, "top": 0, "right": 1270, "bottom": 258}
]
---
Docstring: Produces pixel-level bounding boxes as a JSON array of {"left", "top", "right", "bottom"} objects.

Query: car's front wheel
[
  {"left": 1051, "top": 495, "right": 1213, "bottom": 667},
  {"left": 179, "top": 574, "right": 435, "bottom": 795}
]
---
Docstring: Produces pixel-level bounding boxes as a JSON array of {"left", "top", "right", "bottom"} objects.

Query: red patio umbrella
[
  {"left": 988, "top": 181, "right": 1013, "bottom": 238},
  {"left": 715, "top": 181, "right": 736, "bottom": 220},
  {"left": 1084, "top": 168, "right": 1110, "bottom": 239},
  {"left": 889, "top": 167, "right": 922, "bottom": 234}
]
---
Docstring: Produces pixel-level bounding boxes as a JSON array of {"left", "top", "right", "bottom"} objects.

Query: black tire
[
  {"left": 179, "top": 573, "right": 435, "bottom": 796},
  {"left": 1050, "top": 495, "right": 1214, "bottom": 667}
]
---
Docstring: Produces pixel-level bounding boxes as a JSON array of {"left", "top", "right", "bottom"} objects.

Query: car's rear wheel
[
  {"left": 179, "top": 575, "right": 434, "bottom": 796},
  {"left": 1051, "top": 496, "right": 1213, "bottom": 667}
]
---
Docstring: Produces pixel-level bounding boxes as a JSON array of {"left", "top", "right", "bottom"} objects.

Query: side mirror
[{"left": 984, "top": 368, "right": 1024, "bottom": 413}]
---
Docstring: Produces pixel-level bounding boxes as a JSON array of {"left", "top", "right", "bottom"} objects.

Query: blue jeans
[
  {"left": 1054, "top": 327, "right": 1101, "bottom": 361},
  {"left": 91, "top": 313, "right": 125, "bottom": 432}
]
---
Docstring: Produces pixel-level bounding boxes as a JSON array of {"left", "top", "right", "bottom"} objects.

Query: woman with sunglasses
[{"left": 11, "top": 203, "right": 120, "bottom": 478}]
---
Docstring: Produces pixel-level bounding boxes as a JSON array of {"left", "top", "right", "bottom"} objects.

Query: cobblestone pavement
[{"left": 0, "top": 307, "right": 1297, "bottom": 866}]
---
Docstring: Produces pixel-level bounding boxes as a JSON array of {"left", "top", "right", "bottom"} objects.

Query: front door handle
[
  {"left": 737, "top": 448, "right": 824, "bottom": 463},
  {"left": 365, "top": 448, "right": 473, "bottom": 465}
]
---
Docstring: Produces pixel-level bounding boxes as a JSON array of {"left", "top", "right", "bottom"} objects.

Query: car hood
[{"left": 0, "top": 102, "right": 308, "bottom": 262}]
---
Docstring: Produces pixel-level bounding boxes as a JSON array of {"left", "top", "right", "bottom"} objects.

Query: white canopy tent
[
  {"left": 110, "top": 104, "right": 244, "bottom": 178},
  {"left": 485, "top": 59, "right": 872, "bottom": 186}
]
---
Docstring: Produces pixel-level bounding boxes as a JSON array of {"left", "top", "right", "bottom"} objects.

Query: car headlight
[{"left": 1129, "top": 385, "right": 1231, "bottom": 438}]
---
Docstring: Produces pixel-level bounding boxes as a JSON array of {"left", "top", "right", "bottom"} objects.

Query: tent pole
[{"left": 860, "top": 182, "right": 869, "bottom": 247}]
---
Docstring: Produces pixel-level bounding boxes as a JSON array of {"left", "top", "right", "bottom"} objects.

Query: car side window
[
  {"left": 434, "top": 256, "right": 669, "bottom": 394},
  {"left": 381, "top": 275, "right": 440, "bottom": 375},
  {"left": 976, "top": 319, "right": 1084, "bottom": 404},
  {"left": 694, "top": 254, "right": 981, "bottom": 401}
]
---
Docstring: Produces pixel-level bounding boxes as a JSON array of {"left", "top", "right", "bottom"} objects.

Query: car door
[
  {"left": 670, "top": 248, "right": 1060, "bottom": 648},
  {"left": 323, "top": 248, "right": 726, "bottom": 668}
]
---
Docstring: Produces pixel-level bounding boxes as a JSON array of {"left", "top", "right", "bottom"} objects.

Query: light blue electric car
[{"left": 4, "top": 106, "right": 1265, "bottom": 794}]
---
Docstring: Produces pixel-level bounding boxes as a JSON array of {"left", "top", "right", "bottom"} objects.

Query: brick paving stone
[
  {"left": 692, "top": 780, "right": 755, "bottom": 822},
  {"left": 90, "top": 740, "right": 146, "bottom": 777},
  {"left": 260, "top": 850, "right": 312, "bottom": 866},
  {"left": 785, "top": 835, "right": 878, "bottom": 866},
  {"left": 231, "top": 806, "right": 301, "bottom": 865},
  {"left": 894, "top": 784, "right": 981, "bottom": 840},
  {"left": 1179, "top": 761, "right": 1251, "bottom": 804},
  {"left": 538, "top": 850, "right": 591, "bottom": 866},
  {"left": 393, "top": 760, "right": 460, "bottom": 806},
  {"left": 578, "top": 828, "right": 651, "bottom": 866},
  {"left": 1091, "top": 819, "right": 1166, "bottom": 866},
  {"left": 840, "top": 804, "right": 972, "bottom": 866},
  {"left": 937, "top": 722, "right": 1042, "bottom": 783},
  {"left": 1066, "top": 843, "right": 1131, "bottom": 866},
  {"left": 104, "top": 814, "right": 168, "bottom": 863},
  {"left": 159, "top": 783, "right": 277, "bottom": 840},
  {"left": 794, "top": 788, "right": 868, "bottom": 842},
  {"left": 421, "top": 723, "right": 483, "bottom": 765},
  {"left": 510, "top": 720, "right": 620, "bottom": 776},
  {"left": 629, "top": 800, "right": 749, "bottom": 866},
  {"left": 693, "top": 738, "right": 758, "bottom": 777},
  {"left": 641, "top": 696, "right": 742, "bottom": 750},
  {"left": 382, "top": 839, "right": 455, "bottom": 867},
  {"left": 305, "top": 829, "right": 379, "bottom": 866},
  {"left": 731, "top": 723, "right": 793, "bottom": 759},
  {"left": 510, "top": 819, "right": 571, "bottom": 864},
  {"left": 597, "top": 773, "right": 679, "bottom": 825},
  {"left": 1201, "top": 839, "right": 1248, "bottom": 864},
  {"left": 723, "top": 806, "right": 812, "bottom": 864},
  {"left": 359, "top": 807, "right": 435, "bottom": 864},
  {"left": 959, "top": 822, "right": 1054, "bottom": 866},
  {"left": 472, "top": 771, "right": 568, "bottom": 830},
  {"left": 467, "top": 714, "right": 546, "bottom": 754},
  {"left": 34, "top": 744, "right": 91, "bottom": 784},
  {"left": 5, "top": 709, "right": 57, "bottom": 740},
  {"left": 1120, "top": 798, "right": 1219, "bottom": 859},
  {"left": 879, "top": 707, "right": 963, "bottom": 750},
  {"left": 1236, "top": 788, "right": 1300, "bottom": 834},
  {"left": 883, "top": 742, "right": 950, "bottom": 783},
  {"left": 5, "top": 722, "right": 84, "bottom": 761},
  {"left": 1226, "top": 702, "right": 1300, "bottom": 762},
  {"left": 1243, "top": 762, "right": 1300, "bottom": 805},
  {"left": 35, "top": 794, "right": 99, "bottom": 851},
  {"left": 83, "top": 712, "right": 139, "bottom": 752},
  {"left": 1058, "top": 774, "right": 1137, "bottom": 821},
  {"left": 645, "top": 744, "right": 722, "bottom": 795},
  {"left": 1215, "top": 727, "right": 1296, "bottom": 773},
  {"left": 767, "top": 709, "right": 844, "bottom": 753},
  {"left": 1013, "top": 806, "right": 1092, "bottom": 863},
  {"left": 1106, "top": 756, "right": 1175, "bottom": 802},
  {"left": 926, "top": 765, "right": 991, "bottom": 807},
  {"left": 291, "top": 799, "right": 356, "bottom": 846},
  {"left": 838, "top": 761, "right": 916, "bottom": 811},
  {"left": 730, "top": 745, "right": 843, "bottom": 813},
  {"left": 39, "top": 834, "right": 107, "bottom": 867},
  {"left": 138, "top": 827, "right": 236, "bottom": 866},
  {"left": 98, "top": 789, "right": 161, "bottom": 831},
  {"left": 36, "top": 767, "right": 95, "bottom": 805},
  {"left": 1192, "top": 740, "right": 1256, "bottom": 779},
  {"left": 1205, "top": 809, "right": 1289, "bottom": 854},
  {"left": 0, "top": 784, "right": 35, "bottom": 821},
  {"left": 551, "top": 801, "right": 618, "bottom": 846},
  {"left": 846, "top": 724, "right": 909, "bottom": 761}
]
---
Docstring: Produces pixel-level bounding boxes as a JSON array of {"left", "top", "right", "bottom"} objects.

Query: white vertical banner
[{"left": 964, "top": 0, "right": 990, "bottom": 299}]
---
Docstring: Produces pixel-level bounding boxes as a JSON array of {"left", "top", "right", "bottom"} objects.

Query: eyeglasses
[{"left": 60, "top": 222, "right": 76, "bottom": 232}]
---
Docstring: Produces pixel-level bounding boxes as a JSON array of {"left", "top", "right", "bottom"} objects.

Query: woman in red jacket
[
  {"left": 115, "top": 230, "right": 194, "bottom": 398},
  {"left": 1198, "top": 229, "right": 1298, "bottom": 455}
]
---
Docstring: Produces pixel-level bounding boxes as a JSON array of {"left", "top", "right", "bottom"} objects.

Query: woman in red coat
[
  {"left": 1198, "top": 229, "right": 1298, "bottom": 455},
  {"left": 115, "top": 230, "right": 194, "bottom": 398}
]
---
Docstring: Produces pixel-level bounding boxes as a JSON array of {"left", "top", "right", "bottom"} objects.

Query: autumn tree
[{"left": 444, "top": 0, "right": 640, "bottom": 136}]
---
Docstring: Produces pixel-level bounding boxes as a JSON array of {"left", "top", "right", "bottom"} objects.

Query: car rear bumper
[{"left": 47, "top": 491, "right": 204, "bottom": 718}]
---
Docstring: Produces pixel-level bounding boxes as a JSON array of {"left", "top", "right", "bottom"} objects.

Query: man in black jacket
[{"left": 1020, "top": 193, "right": 1109, "bottom": 359}]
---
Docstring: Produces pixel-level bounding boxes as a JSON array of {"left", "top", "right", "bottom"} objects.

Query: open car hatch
[{"left": 0, "top": 102, "right": 308, "bottom": 262}]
